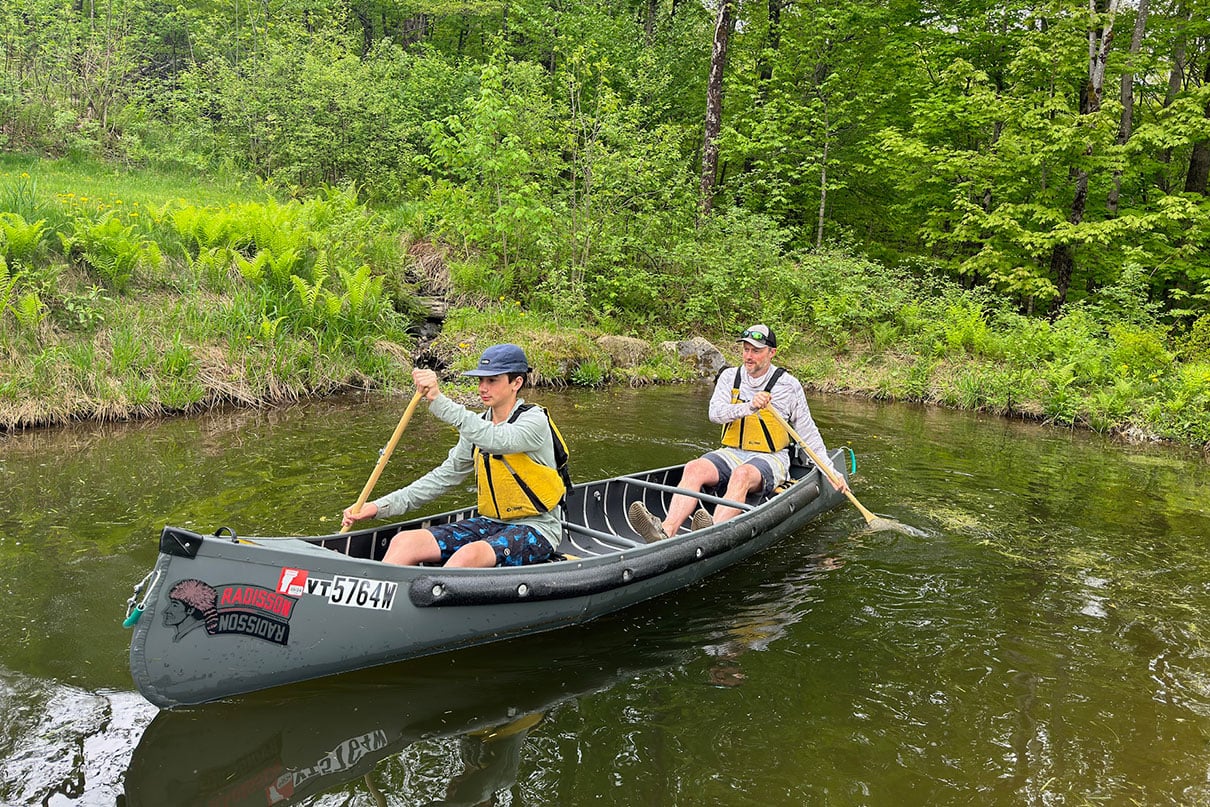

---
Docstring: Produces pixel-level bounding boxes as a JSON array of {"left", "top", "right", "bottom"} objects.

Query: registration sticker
[{"left": 277, "top": 567, "right": 309, "bottom": 596}]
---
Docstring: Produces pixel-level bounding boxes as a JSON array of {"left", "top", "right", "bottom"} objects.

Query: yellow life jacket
[
  {"left": 474, "top": 404, "right": 572, "bottom": 520},
  {"left": 720, "top": 367, "right": 792, "bottom": 452}
]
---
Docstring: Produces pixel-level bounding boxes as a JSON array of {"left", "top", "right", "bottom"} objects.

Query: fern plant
[
  {"left": 11, "top": 291, "right": 47, "bottom": 331},
  {"left": 259, "top": 314, "right": 286, "bottom": 343},
  {"left": 290, "top": 259, "right": 341, "bottom": 327},
  {"left": 171, "top": 204, "right": 247, "bottom": 253},
  {"left": 0, "top": 212, "right": 48, "bottom": 264},
  {"left": 338, "top": 263, "right": 385, "bottom": 314},
  {"left": 0, "top": 255, "right": 19, "bottom": 316},
  {"left": 237, "top": 247, "right": 303, "bottom": 291},
  {"left": 249, "top": 200, "right": 311, "bottom": 258},
  {"left": 170, "top": 204, "right": 210, "bottom": 251},
  {"left": 187, "top": 246, "right": 238, "bottom": 291},
  {"left": 60, "top": 212, "right": 163, "bottom": 292},
  {"left": 334, "top": 263, "right": 390, "bottom": 339}
]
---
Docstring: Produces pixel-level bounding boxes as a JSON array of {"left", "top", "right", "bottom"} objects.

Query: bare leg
[
  {"left": 712, "top": 463, "right": 764, "bottom": 524},
  {"left": 445, "top": 540, "right": 498, "bottom": 568},
  {"left": 382, "top": 529, "right": 442, "bottom": 566},
  {"left": 661, "top": 457, "right": 721, "bottom": 537}
]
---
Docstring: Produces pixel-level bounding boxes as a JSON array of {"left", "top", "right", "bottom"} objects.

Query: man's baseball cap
[
  {"left": 738, "top": 324, "right": 777, "bottom": 348},
  {"left": 461, "top": 343, "right": 531, "bottom": 376}
]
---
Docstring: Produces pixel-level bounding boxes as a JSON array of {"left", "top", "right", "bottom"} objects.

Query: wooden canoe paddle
[
  {"left": 767, "top": 406, "right": 922, "bottom": 535},
  {"left": 340, "top": 390, "right": 423, "bottom": 533}
]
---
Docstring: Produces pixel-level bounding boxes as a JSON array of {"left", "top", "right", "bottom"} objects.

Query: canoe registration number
[
  {"left": 318, "top": 575, "right": 398, "bottom": 611},
  {"left": 278, "top": 568, "right": 398, "bottom": 611}
]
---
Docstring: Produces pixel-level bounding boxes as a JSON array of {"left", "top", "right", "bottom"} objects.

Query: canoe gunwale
[{"left": 408, "top": 479, "right": 824, "bottom": 607}]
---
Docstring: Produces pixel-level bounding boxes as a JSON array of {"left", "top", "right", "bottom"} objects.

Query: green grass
[{"left": 0, "top": 153, "right": 273, "bottom": 212}]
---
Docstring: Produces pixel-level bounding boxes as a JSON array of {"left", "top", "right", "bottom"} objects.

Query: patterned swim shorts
[{"left": 428, "top": 517, "right": 555, "bottom": 567}]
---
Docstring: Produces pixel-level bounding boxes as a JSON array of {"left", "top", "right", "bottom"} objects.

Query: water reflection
[{"left": 123, "top": 644, "right": 568, "bottom": 806}]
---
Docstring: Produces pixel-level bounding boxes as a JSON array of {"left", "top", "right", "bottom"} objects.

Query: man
[
  {"left": 342, "top": 343, "right": 569, "bottom": 568},
  {"left": 628, "top": 324, "right": 847, "bottom": 542}
]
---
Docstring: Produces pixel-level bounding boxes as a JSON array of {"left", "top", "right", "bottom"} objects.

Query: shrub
[
  {"left": 1177, "top": 314, "right": 1210, "bottom": 363},
  {"left": 941, "top": 300, "right": 997, "bottom": 357},
  {"left": 1108, "top": 324, "right": 1173, "bottom": 381},
  {"left": 1153, "top": 363, "right": 1210, "bottom": 445},
  {"left": 788, "top": 251, "right": 916, "bottom": 342},
  {"left": 671, "top": 208, "right": 790, "bottom": 332},
  {"left": 571, "top": 360, "right": 607, "bottom": 387}
]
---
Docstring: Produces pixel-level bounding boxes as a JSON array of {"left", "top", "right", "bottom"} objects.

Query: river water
[{"left": 0, "top": 385, "right": 1207, "bottom": 805}]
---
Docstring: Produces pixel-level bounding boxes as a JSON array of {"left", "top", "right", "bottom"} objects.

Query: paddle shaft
[
  {"left": 765, "top": 406, "right": 880, "bottom": 526},
  {"left": 340, "top": 390, "right": 423, "bottom": 533}
]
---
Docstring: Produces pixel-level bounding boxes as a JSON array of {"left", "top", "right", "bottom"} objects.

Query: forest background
[{"left": 1, "top": 0, "right": 1209, "bottom": 449}]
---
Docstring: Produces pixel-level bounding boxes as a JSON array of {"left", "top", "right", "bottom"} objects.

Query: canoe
[{"left": 125, "top": 450, "right": 850, "bottom": 708}]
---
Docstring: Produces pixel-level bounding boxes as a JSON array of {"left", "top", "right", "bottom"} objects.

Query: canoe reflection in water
[
  {"left": 124, "top": 554, "right": 837, "bottom": 807},
  {"left": 127, "top": 676, "right": 546, "bottom": 804},
  {"left": 124, "top": 624, "right": 674, "bottom": 807},
  {"left": 419, "top": 712, "right": 543, "bottom": 807},
  {"left": 700, "top": 554, "right": 841, "bottom": 688}
]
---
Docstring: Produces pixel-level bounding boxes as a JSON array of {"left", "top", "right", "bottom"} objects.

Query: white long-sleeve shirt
[{"left": 708, "top": 365, "right": 839, "bottom": 479}]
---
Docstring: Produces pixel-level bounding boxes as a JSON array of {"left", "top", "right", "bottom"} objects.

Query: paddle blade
[{"left": 861, "top": 515, "right": 929, "bottom": 538}]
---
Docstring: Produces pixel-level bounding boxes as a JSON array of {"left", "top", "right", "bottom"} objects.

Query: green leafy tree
[{"left": 423, "top": 53, "right": 557, "bottom": 288}]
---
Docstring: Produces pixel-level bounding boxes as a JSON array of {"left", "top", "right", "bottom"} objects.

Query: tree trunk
[
  {"left": 755, "top": 0, "right": 782, "bottom": 91},
  {"left": 1184, "top": 55, "right": 1210, "bottom": 194},
  {"left": 816, "top": 133, "right": 829, "bottom": 249},
  {"left": 699, "top": 0, "right": 733, "bottom": 221},
  {"left": 1108, "top": 0, "right": 1147, "bottom": 213},
  {"left": 1158, "top": 6, "right": 1188, "bottom": 193},
  {"left": 400, "top": 14, "right": 427, "bottom": 48},
  {"left": 355, "top": 8, "right": 373, "bottom": 57},
  {"left": 645, "top": 0, "right": 657, "bottom": 45},
  {"left": 1049, "top": 0, "right": 1117, "bottom": 311}
]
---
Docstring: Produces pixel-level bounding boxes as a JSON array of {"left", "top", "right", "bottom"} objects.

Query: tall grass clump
[{"left": 0, "top": 171, "right": 43, "bottom": 222}]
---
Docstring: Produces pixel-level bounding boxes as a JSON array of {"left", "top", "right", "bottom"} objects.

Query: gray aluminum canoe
[{"left": 126, "top": 452, "right": 849, "bottom": 708}]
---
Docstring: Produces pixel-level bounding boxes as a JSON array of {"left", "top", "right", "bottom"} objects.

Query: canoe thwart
[
  {"left": 616, "top": 476, "right": 754, "bottom": 512},
  {"left": 562, "top": 520, "right": 644, "bottom": 549}
]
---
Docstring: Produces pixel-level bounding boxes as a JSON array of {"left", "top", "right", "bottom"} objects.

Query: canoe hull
[{"left": 128, "top": 457, "right": 846, "bottom": 708}]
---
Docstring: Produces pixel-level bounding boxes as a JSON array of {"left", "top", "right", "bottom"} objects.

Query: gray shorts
[{"left": 703, "top": 448, "right": 782, "bottom": 499}]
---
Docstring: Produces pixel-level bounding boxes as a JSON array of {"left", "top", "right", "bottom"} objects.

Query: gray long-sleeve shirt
[
  {"left": 372, "top": 394, "right": 563, "bottom": 550},
  {"left": 709, "top": 365, "right": 840, "bottom": 479}
]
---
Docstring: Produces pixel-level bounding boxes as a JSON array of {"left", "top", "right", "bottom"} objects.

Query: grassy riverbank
[{"left": 1, "top": 157, "right": 1208, "bottom": 450}]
